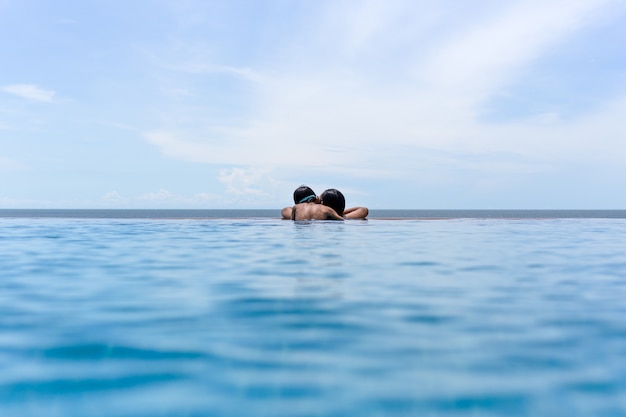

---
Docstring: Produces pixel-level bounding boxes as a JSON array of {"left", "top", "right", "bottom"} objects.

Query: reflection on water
[{"left": 1, "top": 218, "right": 626, "bottom": 416}]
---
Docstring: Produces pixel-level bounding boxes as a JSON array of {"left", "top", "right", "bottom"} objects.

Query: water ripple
[{"left": 1, "top": 218, "right": 626, "bottom": 416}]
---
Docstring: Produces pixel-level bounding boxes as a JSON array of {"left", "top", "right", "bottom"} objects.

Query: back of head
[
  {"left": 320, "top": 189, "right": 345, "bottom": 215},
  {"left": 293, "top": 185, "right": 317, "bottom": 204}
]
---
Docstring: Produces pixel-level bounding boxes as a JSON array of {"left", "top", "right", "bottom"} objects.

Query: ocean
[
  {"left": 1, "top": 209, "right": 626, "bottom": 219},
  {"left": 1, "top": 210, "right": 626, "bottom": 416}
]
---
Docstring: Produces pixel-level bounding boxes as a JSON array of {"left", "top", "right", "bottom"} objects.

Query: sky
[{"left": 1, "top": 0, "right": 626, "bottom": 209}]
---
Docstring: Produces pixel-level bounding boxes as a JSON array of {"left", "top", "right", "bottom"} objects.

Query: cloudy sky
[{"left": 1, "top": 0, "right": 625, "bottom": 209}]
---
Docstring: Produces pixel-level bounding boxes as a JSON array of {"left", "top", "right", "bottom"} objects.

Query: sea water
[{"left": 1, "top": 211, "right": 626, "bottom": 416}]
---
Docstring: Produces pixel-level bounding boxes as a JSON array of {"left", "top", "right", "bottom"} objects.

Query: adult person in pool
[
  {"left": 281, "top": 185, "right": 315, "bottom": 219},
  {"left": 318, "top": 188, "right": 369, "bottom": 220},
  {"left": 281, "top": 185, "right": 369, "bottom": 220},
  {"left": 319, "top": 188, "right": 345, "bottom": 217},
  {"left": 294, "top": 185, "right": 318, "bottom": 205}
]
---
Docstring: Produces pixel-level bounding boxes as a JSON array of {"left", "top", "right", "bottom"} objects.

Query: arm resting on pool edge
[
  {"left": 281, "top": 206, "right": 293, "bottom": 220},
  {"left": 343, "top": 207, "right": 368, "bottom": 219},
  {"left": 323, "top": 206, "right": 344, "bottom": 220}
]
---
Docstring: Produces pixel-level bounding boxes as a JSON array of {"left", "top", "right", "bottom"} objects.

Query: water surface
[{"left": 1, "top": 216, "right": 625, "bottom": 416}]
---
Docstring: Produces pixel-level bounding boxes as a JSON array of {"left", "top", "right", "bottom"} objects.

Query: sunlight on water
[{"left": 1, "top": 217, "right": 626, "bottom": 416}]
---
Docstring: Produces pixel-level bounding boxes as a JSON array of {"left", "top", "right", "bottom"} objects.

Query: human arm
[
  {"left": 323, "top": 206, "right": 345, "bottom": 220},
  {"left": 281, "top": 206, "right": 293, "bottom": 220},
  {"left": 343, "top": 206, "right": 369, "bottom": 219}
]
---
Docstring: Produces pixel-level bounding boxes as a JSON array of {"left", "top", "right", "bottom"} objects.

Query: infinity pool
[{"left": 1, "top": 217, "right": 625, "bottom": 416}]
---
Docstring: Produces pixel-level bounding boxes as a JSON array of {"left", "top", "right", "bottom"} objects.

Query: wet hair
[
  {"left": 293, "top": 185, "right": 317, "bottom": 204},
  {"left": 320, "top": 189, "right": 345, "bottom": 216}
]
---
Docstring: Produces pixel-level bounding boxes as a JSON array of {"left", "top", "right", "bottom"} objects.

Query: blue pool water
[{"left": 1, "top": 213, "right": 626, "bottom": 416}]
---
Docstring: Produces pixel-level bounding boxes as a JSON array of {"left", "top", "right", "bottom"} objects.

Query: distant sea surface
[
  {"left": 1, "top": 208, "right": 626, "bottom": 218},
  {"left": 1, "top": 211, "right": 626, "bottom": 416}
]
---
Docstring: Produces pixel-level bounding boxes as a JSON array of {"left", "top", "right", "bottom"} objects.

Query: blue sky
[{"left": 1, "top": 0, "right": 626, "bottom": 209}]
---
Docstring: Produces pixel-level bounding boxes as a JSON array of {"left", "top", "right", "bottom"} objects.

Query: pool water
[{"left": 1, "top": 217, "right": 626, "bottom": 416}]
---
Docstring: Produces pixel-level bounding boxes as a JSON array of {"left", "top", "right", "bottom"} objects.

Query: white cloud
[
  {"left": 143, "top": 129, "right": 348, "bottom": 169},
  {"left": 1, "top": 84, "right": 56, "bottom": 103},
  {"left": 139, "top": 0, "right": 626, "bottom": 191},
  {"left": 218, "top": 167, "right": 271, "bottom": 196},
  {"left": 138, "top": 188, "right": 175, "bottom": 201},
  {"left": 102, "top": 190, "right": 127, "bottom": 203},
  {"left": 418, "top": 0, "right": 615, "bottom": 96},
  {"left": 0, "top": 0, "right": 620, "bottom": 209},
  {"left": 173, "top": 63, "right": 265, "bottom": 83}
]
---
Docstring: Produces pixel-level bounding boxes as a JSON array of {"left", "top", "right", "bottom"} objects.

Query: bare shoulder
[
  {"left": 320, "top": 205, "right": 344, "bottom": 220},
  {"left": 293, "top": 203, "right": 343, "bottom": 220},
  {"left": 292, "top": 203, "right": 316, "bottom": 220},
  {"left": 281, "top": 206, "right": 293, "bottom": 220}
]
